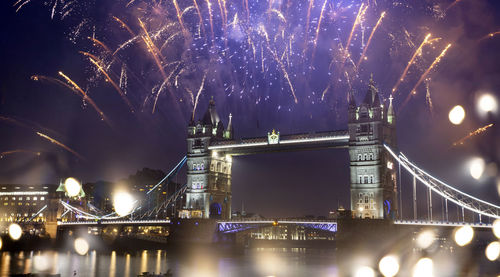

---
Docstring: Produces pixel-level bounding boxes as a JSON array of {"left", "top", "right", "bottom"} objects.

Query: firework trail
[
  {"left": 391, "top": 33, "right": 431, "bottom": 95},
  {"left": 452, "top": 124, "right": 494, "bottom": 147},
  {"left": 58, "top": 71, "right": 112, "bottom": 125},
  {"left": 0, "top": 115, "right": 32, "bottom": 130},
  {"left": 339, "top": 2, "right": 368, "bottom": 72},
  {"left": 268, "top": 46, "right": 298, "bottom": 104},
  {"left": 401, "top": 43, "right": 452, "bottom": 110},
  {"left": 112, "top": 16, "right": 135, "bottom": 36},
  {"left": 480, "top": 30, "right": 500, "bottom": 41},
  {"left": 425, "top": 79, "right": 434, "bottom": 115},
  {"left": 193, "top": 0, "right": 206, "bottom": 38},
  {"left": 206, "top": 0, "right": 215, "bottom": 41},
  {"left": 88, "top": 37, "right": 111, "bottom": 53},
  {"left": 152, "top": 62, "right": 181, "bottom": 114},
  {"left": 192, "top": 71, "right": 208, "bottom": 120},
  {"left": 0, "top": 149, "right": 41, "bottom": 159},
  {"left": 311, "top": 0, "right": 328, "bottom": 61},
  {"left": 445, "top": 0, "right": 462, "bottom": 12},
  {"left": 304, "top": 0, "right": 315, "bottom": 48},
  {"left": 138, "top": 18, "right": 167, "bottom": 79},
  {"left": 88, "top": 57, "right": 135, "bottom": 113},
  {"left": 356, "top": 11, "right": 386, "bottom": 69},
  {"left": 36, "top": 132, "right": 85, "bottom": 160},
  {"left": 173, "top": 0, "right": 188, "bottom": 36}
]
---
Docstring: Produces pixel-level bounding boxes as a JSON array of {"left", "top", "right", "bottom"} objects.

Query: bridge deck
[{"left": 209, "top": 130, "right": 349, "bottom": 155}]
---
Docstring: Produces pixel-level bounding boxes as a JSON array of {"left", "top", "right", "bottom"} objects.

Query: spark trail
[
  {"left": 192, "top": 71, "right": 207, "bottom": 120},
  {"left": 58, "top": 71, "right": 111, "bottom": 125},
  {"left": 391, "top": 33, "right": 431, "bottom": 95},
  {"left": 112, "top": 16, "right": 135, "bottom": 36},
  {"left": 311, "top": 0, "right": 328, "bottom": 61},
  {"left": 401, "top": 43, "right": 452, "bottom": 109},
  {"left": 88, "top": 57, "right": 135, "bottom": 113},
  {"left": 452, "top": 124, "right": 493, "bottom": 146},
  {"left": 356, "top": 11, "right": 386, "bottom": 69},
  {"left": 36, "top": 132, "right": 85, "bottom": 160},
  {"left": 0, "top": 150, "right": 41, "bottom": 159},
  {"left": 340, "top": 2, "right": 368, "bottom": 72}
]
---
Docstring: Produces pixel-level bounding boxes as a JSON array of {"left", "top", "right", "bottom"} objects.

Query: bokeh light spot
[
  {"left": 113, "top": 191, "right": 135, "bottom": 217},
  {"left": 8, "top": 223, "right": 22, "bottom": 240},
  {"left": 64, "top": 177, "right": 81, "bottom": 197},
  {"left": 448, "top": 105, "right": 465, "bottom": 125},
  {"left": 493, "top": 219, "right": 500, "bottom": 239},
  {"left": 485, "top": 241, "right": 500, "bottom": 261},
  {"left": 378, "top": 255, "right": 399, "bottom": 277},
  {"left": 454, "top": 226, "right": 474, "bottom": 246},
  {"left": 469, "top": 157, "right": 485, "bottom": 180},
  {"left": 413, "top": 257, "right": 433, "bottom": 277},
  {"left": 74, "top": 237, "right": 89, "bottom": 255},
  {"left": 477, "top": 93, "right": 497, "bottom": 113},
  {"left": 354, "top": 266, "right": 375, "bottom": 277},
  {"left": 416, "top": 229, "right": 436, "bottom": 249}
]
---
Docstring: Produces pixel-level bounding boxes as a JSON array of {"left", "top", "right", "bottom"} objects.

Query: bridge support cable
[
  {"left": 384, "top": 145, "right": 500, "bottom": 220},
  {"left": 147, "top": 156, "right": 187, "bottom": 195},
  {"left": 139, "top": 184, "right": 187, "bottom": 219},
  {"left": 27, "top": 205, "right": 47, "bottom": 222},
  {"left": 398, "top": 162, "right": 403, "bottom": 219},
  {"left": 413, "top": 175, "right": 417, "bottom": 220}
]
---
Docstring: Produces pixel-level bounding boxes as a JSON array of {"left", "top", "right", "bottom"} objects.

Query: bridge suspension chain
[{"left": 385, "top": 145, "right": 500, "bottom": 220}]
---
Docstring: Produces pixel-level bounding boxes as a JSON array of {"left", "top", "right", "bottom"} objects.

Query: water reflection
[{"left": 0, "top": 247, "right": 338, "bottom": 277}]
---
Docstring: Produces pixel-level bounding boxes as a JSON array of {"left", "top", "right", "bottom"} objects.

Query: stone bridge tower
[
  {"left": 348, "top": 77, "right": 398, "bottom": 219},
  {"left": 182, "top": 98, "right": 233, "bottom": 219}
]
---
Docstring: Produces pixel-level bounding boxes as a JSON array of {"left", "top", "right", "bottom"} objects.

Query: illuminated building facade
[
  {"left": 348, "top": 77, "right": 398, "bottom": 219},
  {"left": 182, "top": 97, "right": 233, "bottom": 219},
  {"left": 0, "top": 184, "right": 58, "bottom": 224}
]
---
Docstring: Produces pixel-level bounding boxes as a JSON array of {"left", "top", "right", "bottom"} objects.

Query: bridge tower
[
  {"left": 348, "top": 77, "right": 398, "bottom": 219},
  {"left": 183, "top": 98, "right": 233, "bottom": 219}
]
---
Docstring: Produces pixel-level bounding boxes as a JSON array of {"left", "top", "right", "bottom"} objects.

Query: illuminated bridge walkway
[
  {"left": 208, "top": 130, "right": 349, "bottom": 155},
  {"left": 217, "top": 219, "right": 338, "bottom": 233}
]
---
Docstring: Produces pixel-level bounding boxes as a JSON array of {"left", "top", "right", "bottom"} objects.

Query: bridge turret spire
[{"left": 387, "top": 94, "right": 395, "bottom": 125}]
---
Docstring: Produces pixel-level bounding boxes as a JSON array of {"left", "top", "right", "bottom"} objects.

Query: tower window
[
  {"left": 364, "top": 176, "right": 369, "bottom": 184},
  {"left": 358, "top": 154, "right": 362, "bottom": 161}
]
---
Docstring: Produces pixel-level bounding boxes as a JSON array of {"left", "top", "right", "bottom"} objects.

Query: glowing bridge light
[
  {"left": 493, "top": 219, "right": 500, "bottom": 239},
  {"left": 112, "top": 190, "right": 135, "bottom": 217}
]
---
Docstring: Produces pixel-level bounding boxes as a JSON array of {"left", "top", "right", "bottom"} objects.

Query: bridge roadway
[
  {"left": 208, "top": 130, "right": 349, "bottom": 155},
  {"left": 56, "top": 218, "right": 493, "bottom": 232}
]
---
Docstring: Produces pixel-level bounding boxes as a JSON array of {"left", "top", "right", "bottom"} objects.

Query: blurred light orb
[
  {"left": 378, "top": 255, "right": 400, "bottom": 277},
  {"left": 454, "top": 226, "right": 474, "bottom": 246},
  {"left": 33, "top": 254, "right": 51, "bottom": 271},
  {"left": 448, "top": 105, "right": 465, "bottom": 125},
  {"left": 485, "top": 241, "right": 500, "bottom": 261},
  {"left": 113, "top": 191, "right": 135, "bottom": 216},
  {"left": 478, "top": 93, "right": 497, "bottom": 113},
  {"left": 413, "top": 257, "right": 433, "bottom": 277},
  {"left": 64, "top": 177, "right": 81, "bottom": 197},
  {"left": 493, "top": 219, "right": 500, "bottom": 239},
  {"left": 416, "top": 229, "right": 436, "bottom": 249},
  {"left": 354, "top": 266, "right": 375, "bottom": 277},
  {"left": 0, "top": 237, "right": 2, "bottom": 250},
  {"left": 8, "top": 223, "right": 22, "bottom": 240},
  {"left": 469, "top": 158, "right": 485, "bottom": 180},
  {"left": 74, "top": 237, "right": 89, "bottom": 255}
]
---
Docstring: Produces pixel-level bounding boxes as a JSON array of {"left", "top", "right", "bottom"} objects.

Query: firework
[
  {"left": 0, "top": 150, "right": 41, "bottom": 159},
  {"left": 88, "top": 57, "right": 135, "bottom": 113},
  {"left": 36, "top": 132, "right": 85, "bottom": 160},
  {"left": 192, "top": 71, "right": 208, "bottom": 120},
  {"left": 391, "top": 33, "right": 431, "bottom": 95},
  {"left": 88, "top": 37, "right": 111, "bottom": 53},
  {"left": 206, "top": 0, "right": 215, "bottom": 41},
  {"left": 304, "top": 0, "right": 315, "bottom": 47},
  {"left": 58, "top": 71, "right": 111, "bottom": 125},
  {"left": 445, "top": 0, "right": 462, "bottom": 12},
  {"left": 356, "top": 11, "right": 386, "bottom": 69},
  {"left": 173, "top": 0, "right": 188, "bottom": 36},
  {"left": 268, "top": 47, "right": 298, "bottom": 104},
  {"left": 152, "top": 62, "right": 181, "bottom": 114},
  {"left": 480, "top": 30, "right": 500, "bottom": 41},
  {"left": 452, "top": 124, "right": 493, "bottom": 147},
  {"left": 401, "top": 43, "right": 452, "bottom": 109},
  {"left": 311, "top": 0, "right": 328, "bottom": 61},
  {"left": 112, "top": 16, "right": 135, "bottom": 36},
  {"left": 193, "top": 0, "right": 206, "bottom": 38}
]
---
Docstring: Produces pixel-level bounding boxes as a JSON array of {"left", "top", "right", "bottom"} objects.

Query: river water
[{"left": 0, "top": 248, "right": 338, "bottom": 277}]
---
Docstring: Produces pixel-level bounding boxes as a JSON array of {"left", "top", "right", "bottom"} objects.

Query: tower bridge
[{"left": 40, "top": 77, "right": 498, "bottom": 240}]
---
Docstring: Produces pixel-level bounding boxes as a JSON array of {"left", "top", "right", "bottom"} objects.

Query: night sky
[{"left": 0, "top": 0, "right": 499, "bottom": 218}]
